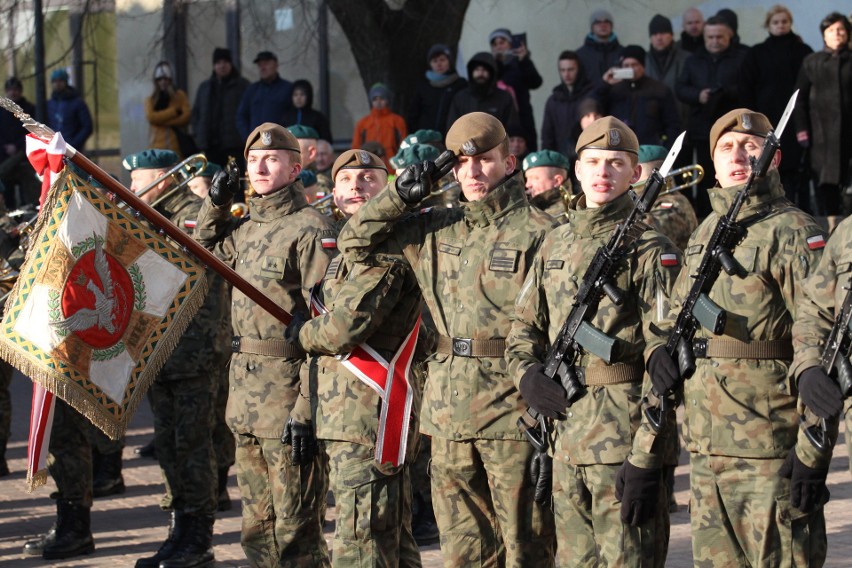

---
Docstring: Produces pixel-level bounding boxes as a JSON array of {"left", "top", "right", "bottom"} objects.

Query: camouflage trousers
[
  {"left": 690, "top": 453, "right": 827, "bottom": 568},
  {"left": 410, "top": 433, "right": 432, "bottom": 510},
  {"left": 430, "top": 437, "right": 556, "bottom": 568},
  {"left": 47, "top": 399, "right": 94, "bottom": 506},
  {"left": 213, "top": 353, "right": 235, "bottom": 473},
  {"left": 325, "top": 440, "right": 421, "bottom": 567},
  {"left": 150, "top": 376, "right": 217, "bottom": 515},
  {"left": 0, "top": 360, "right": 11, "bottom": 456},
  {"left": 234, "top": 433, "right": 330, "bottom": 567},
  {"left": 845, "top": 401, "right": 852, "bottom": 478},
  {"left": 553, "top": 461, "right": 665, "bottom": 567}
]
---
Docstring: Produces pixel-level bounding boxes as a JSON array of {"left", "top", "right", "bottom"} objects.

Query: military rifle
[
  {"left": 644, "top": 91, "right": 798, "bottom": 432},
  {"left": 803, "top": 285, "right": 852, "bottom": 452},
  {"left": 518, "top": 132, "right": 686, "bottom": 452}
]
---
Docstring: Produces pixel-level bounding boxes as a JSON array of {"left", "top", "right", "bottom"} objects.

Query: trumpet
[
  {"left": 659, "top": 164, "right": 704, "bottom": 196},
  {"left": 134, "top": 153, "right": 208, "bottom": 207},
  {"left": 311, "top": 193, "right": 343, "bottom": 220}
]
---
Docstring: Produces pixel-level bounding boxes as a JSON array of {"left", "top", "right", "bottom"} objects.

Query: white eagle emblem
[
  {"left": 609, "top": 129, "right": 621, "bottom": 146},
  {"left": 461, "top": 140, "right": 477, "bottom": 156},
  {"left": 51, "top": 236, "right": 116, "bottom": 335},
  {"left": 358, "top": 151, "right": 371, "bottom": 165},
  {"left": 261, "top": 131, "right": 273, "bottom": 146},
  {"left": 741, "top": 113, "right": 752, "bottom": 130}
]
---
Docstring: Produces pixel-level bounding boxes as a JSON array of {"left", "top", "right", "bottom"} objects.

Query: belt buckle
[
  {"left": 693, "top": 338, "right": 708, "bottom": 359},
  {"left": 452, "top": 338, "right": 473, "bottom": 357},
  {"left": 231, "top": 336, "right": 241, "bottom": 353}
]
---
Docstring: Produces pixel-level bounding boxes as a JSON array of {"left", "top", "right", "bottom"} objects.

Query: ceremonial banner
[{"left": 0, "top": 166, "right": 208, "bottom": 452}]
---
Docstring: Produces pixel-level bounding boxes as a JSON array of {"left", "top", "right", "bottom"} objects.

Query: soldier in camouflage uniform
[
  {"left": 290, "top": 149, "right": 424, "bottom": 565},
  {"left": 507, "top": 117, "right": 681, "bottom": 567},
  {"left": 289, "top": 125, "right": 333, "bottom": 201},
  {"left": 122, "top": 149, "right": 223, "bottom": 568},
  {"left": 655, "top": 109, "right": 829, "bottom": 567},
  {"left": 339, "top": 112, "right": 558, "bottom": 567},
  {"left": 521, "top": 149, "right": 572, "bottom": 224},
  {"left": 195, "top": 123, "right": 335, "bottom": 567},
  {"left": 634, "top": 145, "right": 698, "bottom": 252}
]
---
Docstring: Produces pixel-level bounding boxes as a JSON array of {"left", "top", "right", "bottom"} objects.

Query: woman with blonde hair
[{"left": 144, "top": 61, "right": 193, "bottom": 156}]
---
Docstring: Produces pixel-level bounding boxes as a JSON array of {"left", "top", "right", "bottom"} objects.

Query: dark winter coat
[
  {"left": 191, "top": 69, "right": 250, "bottom": 152},
  {"left": 598, "top": 75, "right": 681, "bottom": 147},
  {"left": 676, "top": 32, "right": 704, "bottom": 54},
  {"left": 446, "top": 52, "right": 518, "bottom": 132},
  {"left": 46, "top": 87, "right": 92, "bottom": 150},
  {"left": 795, "top": 47, "right": 852, "bottom": 187},
  {"left": 739, "top": 33, "right": 813, "bottom": 174},
  {"left": 496, "top": 55, "right": 543, "bottom": 151},
  {"left": 576, "top": 34, "right": 623, "bottom": 85},
  {"left": 280, "top": 79, "right": 333, "bottom": 142},
  {"left": 407, "top": 72, "right": 468, "bottom": 136},
  {"left": 0, "top": 96, "right": 35, "bottom": 156},
  {"left": 236, "top": 74, "right": 293, "bottom": 139},
  {"left": 676, "top": 46, "right": 746, "bottom": 142},
  {"left": 540, "top": 75, "right": 596, "bottom": 157}
]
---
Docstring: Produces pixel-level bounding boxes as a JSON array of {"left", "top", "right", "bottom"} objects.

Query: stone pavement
[{"left": 1, "top": 369, "right": 851, "bottom": 567}]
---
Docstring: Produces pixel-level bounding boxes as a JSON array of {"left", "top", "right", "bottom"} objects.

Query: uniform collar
[
  {"left": 530, "top": 186, "right": 566, "bottom": 211},
  {"left": 461, "top": 172, "right": 527, "bottom": 228},
  {"left": 708, "top": 169, "right": 785, "bottom": 217},
  {"left": 248, "top": 180, "right": 309, "bottom": 222},
  {"left": 567, "top": 190, "right": 634, "bottom": 237}
]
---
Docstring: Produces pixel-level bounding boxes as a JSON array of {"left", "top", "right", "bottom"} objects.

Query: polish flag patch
[
  {"left": 660, "top": 253, "right": 679, "bottom": 267},
  {"left": 658, "top": 202, "right": 674, "bottom": 209},
  {"left": 807, "top": 235, "right": 826, "bottom": 250},
  {"left": 184, "top": 220, "right": 196, "bottom": 229},
  {"left": 321, "top": 237, "right": 337, "bottom": 249}
]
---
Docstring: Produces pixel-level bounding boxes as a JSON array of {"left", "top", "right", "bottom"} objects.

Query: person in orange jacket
[{"left": 352, "top": 83, "right": 407, "bottom": 169}]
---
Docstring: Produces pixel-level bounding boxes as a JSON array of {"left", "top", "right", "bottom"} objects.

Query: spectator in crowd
[
  {"left": 541, "top": 51, "right": 596, "bottom": 157},
  {"left": 576, "top": 9, "right": 623, "bottom": 84},
  {"left": 739, "top": 5, "right": 813, "bottom": 211},
  {"left": 281, "top": 79, "right": 333, "bottom": 143},
  {"left": 236, "top": 51, "right": 293, "bottom": 139},
  {"left": 46, "top": 68, "right": 92, "bottom": 151},
  {"left": 795, "top": 12, "right": 852, "bottom": 217},
  {"left": 144, "top": 61, "right": 192, "bottom": 157},
  {"left": 407, "top": 43, "right": 467, "bottom": 136},
  {"left": 191, "top": 48, "right": 250, "bottom": 170},
  {"left": 446, "top": 52, "right": 518, "bottom": 133},
  {"left": 315, "top": 139, "right": 335, "bottom": 178},
  {"left": 676, "top": 15, "right": 747, "bottom": 216},
  {"left": 489, "top": 28, "right": 544, "bottom": 151},
  {"left": 352, "top": 83, "right": 407, "bottom": 169},
  {"left": 678, "top": 7, "right": 705, "bottom": 53},
  {"left": 646, "top": 14, "right": 691, "bottom": 144},
  {"left": 508, "top": 124, "right": 530, "bottom": 161},
  {"left": 715, "top": 8, "right": 750, "bottom": 53},
  {"left": 0, "top": 77, "right": 39, "bottom": 207},
  {"left": 599, "top": 45, "right": 681, "bottom": 146}
]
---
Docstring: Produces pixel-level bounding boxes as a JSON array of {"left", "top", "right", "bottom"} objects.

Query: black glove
[
  {"left": 280, "top": 418, "right": 319, "bottom": 464},
  {"left": 615, "top": 460, "right": 661, "bottom": 526},
  {"left": 284, "top": 312, "right": 307, "bottom": 347},
  {"left": 779, "top": 449, "right": 829, "bottom": 513},
  {"left": 519, "top": 363, "right": 570, "bottom": 419},
  {"left": 209, "top": 161, "right": 240, "bottom": 206},
  {"left": 529, "top": 450, "right": 553, "bottom": 505},
  {"left": 798, "top": 366, "right": 843, "bottom": 419},
  {"left": 647, "top": 347, "right": 680, "bottom": 395},
  {"left": 396, "top": 160, "right": 437, "bottom": 205}
]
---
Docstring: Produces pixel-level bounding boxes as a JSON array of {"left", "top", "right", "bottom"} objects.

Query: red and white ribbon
[{"left": 26, "top": 132, "right": 67, "bottom": 207}]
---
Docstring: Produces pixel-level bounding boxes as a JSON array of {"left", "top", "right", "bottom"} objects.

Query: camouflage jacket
[
  {"left": 639, "top": 186, "right": 698, "bottom": 252},
  {"left": 506, "top": 192, "right": 681, "bottom": 468},
  {"left": 299, "top": 225, "right": 424, "bottom": 454},
  {"left": 155, "top": 190, "right": 229, "bottom": 381},
  {"left": 662, "top": 169, "right": 826, "bottom": 460},
  {"left": 529, "top": 185, "right": 570, "bottom": 225},
  {"left": 194, "top": 181, "right": 337, "bottom": 437},
  {"left": 339, "top": 172, "right": 559, "bottom": 440},
  {"left": 791, "top": 215, "right": 852, "bottom": 468}
]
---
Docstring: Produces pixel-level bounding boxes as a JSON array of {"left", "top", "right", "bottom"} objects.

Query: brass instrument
[
  {"left": 311, "top": 193, "right": 344, "bottom": 220},
  {"left": 230, "top": 203, "right": 248, "bottom": 218},
  {"left": 659, "top": 164, "right": 704, "bottom": 196},
  {"left": 134, "top": 153, "right": 208, "bottom": 207}
]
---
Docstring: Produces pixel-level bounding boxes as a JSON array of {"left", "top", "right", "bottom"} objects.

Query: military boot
[
  {"left": 135, "top": 438, "right": 157, "bottom": 459},
  {"left": 22, "top": 522, "right": 57, "bottom": 556},
  {"left": 159, "top": 513, "right": 214, "bottom": 568},
  {"left": 41, "top": 499, "right": 95, "bottom": 560},
  {"left": 135, "top": 510, "right": 186, "bottom": 568},
  {"left": 216, "top": 467, "right": 231, "bottom": 512},
  {"left": 92, "top": 450, "right": 125, "bottom": 498}
]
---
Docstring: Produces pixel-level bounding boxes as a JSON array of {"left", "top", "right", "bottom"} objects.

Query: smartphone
[
  {"left": 511, "top": 32, "right": 527, "bottom": 49},
  {"left": 612, "top": 67, "right": 635, "bottom": 80}
]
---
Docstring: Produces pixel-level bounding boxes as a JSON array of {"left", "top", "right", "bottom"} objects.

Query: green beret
[
  {"left": 332, "top": 149, "right": 387, "bottom": 181},
  {"left": 522, "top": 150, "right": 570, "bottom": 172},
  {"left": 400, "top": 129, "right": 442, "bottom": 149},
  {"left": 638, "top": 145, "right": 668, "bottom": 164},
  {"left": 446, "top": 112, "right": 507, "bottom": 156},
  {"left": 244, "top": 122, "right": 300, "bottom": 158},
  {"left": 709, "top": 108, "right": 773, "bottom": 156},
  {"left": 576, "top": 116, "right": 639, "bottom": 156},
  {"left": 391, "top": 144, "right": 441, "bottom": 169},
  {"left": 122, "top": 149, "right": 179, "bottom": 171},
  {"left": 197, "top": 162, "right": 222, "bottom": 178},
  {"left": 287, "top": 124, "right": 320, "bottom": 140}
]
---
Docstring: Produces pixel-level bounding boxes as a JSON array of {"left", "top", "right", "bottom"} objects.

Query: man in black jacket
[
  {"left": 540, "top": 51, "right": 596, "bottom": 158},
  {"left": 576, "top": 9, "right": 623, "bottom": 86},
  {"left": 407, "top": 43, "right": 468, "bottom": 136},
  {"left": 445, "top": 52, "right": 519, "bottom": 133}
]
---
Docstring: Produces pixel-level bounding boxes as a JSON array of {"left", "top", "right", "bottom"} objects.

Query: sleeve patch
[
  {"left": 658, "top": 202, "right": 674, "bottom": 209},
  {"left": 545, "top": 259, "right": 565, "bottom": 270},
  {"left": 660, "top": 253, "right": 679, "bottom": 267},
  {"left": 321, "top": 237, "right": 337, "bottom": 249},
  {"left": 184, "top": 219, "right": 197, "bottom": 229},
  {"left": 807, "top": 235, "right": 826, "bottom": 250}
]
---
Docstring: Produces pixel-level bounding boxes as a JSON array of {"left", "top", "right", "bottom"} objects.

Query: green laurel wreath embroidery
[
  {"left": 128, "top": 263, "right": 146, "bottom": 311},
  {"left": 71, "top": 234, "right": 105, "bottom": 258},
  {"left": 92, "top": 342, "right": 125, "bottom": 362},
  {"left": 47, "top": 289, "right": 67, "bottom": 338}
]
